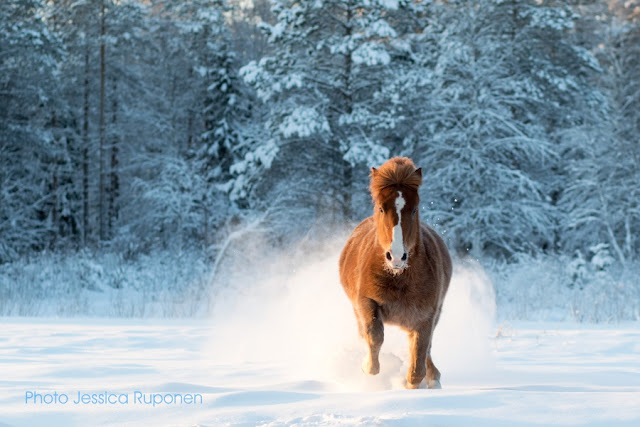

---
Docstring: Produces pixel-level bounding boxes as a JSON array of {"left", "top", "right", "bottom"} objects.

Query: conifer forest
[{"left": 1, "top": 0, "right": 639, "bottom": 320}]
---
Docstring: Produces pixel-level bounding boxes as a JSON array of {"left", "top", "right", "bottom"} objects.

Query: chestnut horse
[{"left": 339, "top": 157, "right": 452, "bottom": 389}]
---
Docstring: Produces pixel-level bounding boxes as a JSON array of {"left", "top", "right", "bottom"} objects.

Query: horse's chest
[{"left": 377, "top": 282, "right": 434, "bottom": 327}]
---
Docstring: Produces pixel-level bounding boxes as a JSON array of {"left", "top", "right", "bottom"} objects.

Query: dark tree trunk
[
  {"left": 82, "top": 45, "right": 90, "bottom": 245},
  {"left": 341, "top": 0, "right": 354, "bottom": 220},
  {"left": 51, "top": 158, "right": 58, "bottom": 245},
  {"left": 98, "top": 0, "right": 107, "bottom": 241},
  {"left": 108, "top": 76, "right": 119, "bottom": 235}
]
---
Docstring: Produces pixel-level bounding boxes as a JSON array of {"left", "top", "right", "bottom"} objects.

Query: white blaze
[{"left": 390, "top": 191, "right": 405, "bottom": 260}]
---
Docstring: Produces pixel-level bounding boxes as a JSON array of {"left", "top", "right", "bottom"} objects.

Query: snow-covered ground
[
  {"left": 2, "top": 256, "right": 639, "bottom": 426},
  {"left": 1, "top": 319, "right": 639, "bottom": 426}
]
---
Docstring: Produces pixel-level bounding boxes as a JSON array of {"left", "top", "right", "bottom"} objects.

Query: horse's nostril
[
  {"left": 401, "top": 253, "right": 407, "bottom": 261},
  {"left": 386, "top": 252, "right": 392, "bottom": 261}
]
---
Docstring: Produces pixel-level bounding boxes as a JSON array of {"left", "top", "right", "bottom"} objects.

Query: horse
[{"left": 339, "top": 157, "right": 452, "bottom": 389}]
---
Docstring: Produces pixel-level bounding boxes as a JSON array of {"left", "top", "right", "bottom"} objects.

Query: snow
[
  {"left": 239, "top": 60, "right": 261, "bottom": 85},
  {"left": 351, "top": 42, "right": 391, "bottom": 66},
  {"left": 2, "top": 319, "right": 639, "bottom": 426},
  {"left": 367, "top": 19, "right": 397, "bottom": 38},
  {"left": 267, "top": 21, "right": 287, "bottom": 41},
  {"left": 342, "top": 138, "right": 390, "bottom": 168},
  {"left": 278, "top": 107, "right": 329, "bottom": 138},
  {"left": 2, "top": 253, "right": 639, "bottom": 426},
  {"left": 378, "top": 0, "right": 399, "bottom": 11}
]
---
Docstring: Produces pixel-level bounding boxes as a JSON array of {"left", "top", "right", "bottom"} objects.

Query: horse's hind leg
[
  {"left": 356, "top": 298, "right": 384, "bottom": 375},
  {"left": 426, "top": 353, "right": 441, "bottom": 389},
  {"left": 426, "top": 302, "right": 444, "bottom": 388}
]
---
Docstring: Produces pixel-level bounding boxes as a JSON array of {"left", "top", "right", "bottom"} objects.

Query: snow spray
[{"left": 206, "top": 237, "right": 496, "bottom": 391}]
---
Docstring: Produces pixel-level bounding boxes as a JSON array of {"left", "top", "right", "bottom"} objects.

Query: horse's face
[{"left": 374, "top": 186, "right": 420, "bottom": 273}]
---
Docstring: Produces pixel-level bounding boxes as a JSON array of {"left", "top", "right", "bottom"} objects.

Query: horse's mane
[{"left": 370, "top": 157, "right": 422, "bottom": 202}]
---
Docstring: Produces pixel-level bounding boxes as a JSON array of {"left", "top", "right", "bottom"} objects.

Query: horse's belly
[{"left": 380, "top": 300, "right": 434, "bottom": 329}]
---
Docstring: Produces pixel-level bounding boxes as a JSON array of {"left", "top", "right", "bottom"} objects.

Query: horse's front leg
[
  {"left": 406, "top": 320, "right": 440, "bottom": 389},
  {"left": 356, "top": 297, "right": 383, "bottom": 375}
]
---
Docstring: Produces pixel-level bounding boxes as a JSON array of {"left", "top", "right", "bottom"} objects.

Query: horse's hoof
[
  {"left": 361, "top": 357, "right": 380, "bottom": 375},
  {"left": 405, "top": 381, "right": 421, "bottom": 389},
  {"left": 427, "top": 379, "right": 442, "bottom": 389}
]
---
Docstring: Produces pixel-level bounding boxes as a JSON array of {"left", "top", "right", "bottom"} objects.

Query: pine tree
[
  {"left": 49, "top": 0, "right": 99, "bottom": 245},
  {"left": 393, "top": 0, "right": 598, "bottom": 258},
  {"left": 560, "top": 14, "right": 640, "bottom": 264},
  {"left": 240, "top": 0, "right": 409, "bottom": 240},
  {"left": 0, "top": 0, "right": 69, "bottom": 260}
]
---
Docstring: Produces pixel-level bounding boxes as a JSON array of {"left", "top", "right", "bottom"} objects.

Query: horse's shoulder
[
  {"left": 346, "top": 217, "right": 375, "bottom": 243},
  {"left": 341, "top": 217, "right": 374, "bottom": 258},
  {"left": 340, "top": 216, "right": 379, "bottom": 299},
  {"left": 419, "top": 221, "right": 452, "bottom": 279},
  {"left": 356, "top": 216, "right": 374, "bottom": 231},
  {"left": 419, "top": 222, "right": 441, "bottom": 245}
]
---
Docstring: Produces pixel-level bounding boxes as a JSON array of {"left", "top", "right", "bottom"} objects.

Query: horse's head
[{"left": 370, "top": 158, "right": 423, "bottom": 274}]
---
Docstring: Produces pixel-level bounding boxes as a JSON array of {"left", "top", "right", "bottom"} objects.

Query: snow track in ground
[{"left": 1, "top": 319, "right": 639, "bottom": 426}]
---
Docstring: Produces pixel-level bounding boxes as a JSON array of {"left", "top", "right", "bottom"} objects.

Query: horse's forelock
[{"left": 370, "top": 157, "right": 422, "bottom": 204}]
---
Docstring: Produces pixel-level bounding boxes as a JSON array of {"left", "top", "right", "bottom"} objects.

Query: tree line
[{"left": 1, "top": 0, "right": 639, "bottom": 266}]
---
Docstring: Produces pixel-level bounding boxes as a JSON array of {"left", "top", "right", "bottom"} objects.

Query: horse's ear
[
  {"left": 370, "top": 167, "right": 378, "bottom": 176},
  {"left": 413, "top": 167, "right": 423, "bottom": 188}
]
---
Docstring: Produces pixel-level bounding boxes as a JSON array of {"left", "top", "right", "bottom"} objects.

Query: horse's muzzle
[{"left": 386, "top": 250, "right": 408, "bottom": 271}]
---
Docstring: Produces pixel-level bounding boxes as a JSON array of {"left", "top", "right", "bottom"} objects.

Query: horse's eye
[
  {"left": 412, "top": 208, "right": 417, "bottom": 216},
  {"left": 379, "top": 207, "right": 383, "bottom": 213}
]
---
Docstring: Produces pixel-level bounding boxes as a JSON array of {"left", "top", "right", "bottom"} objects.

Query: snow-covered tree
[
  {"left": 239, "top": 0, "right": 413, "bottom": 239},
  {"left": 390, "top": 0, "right": 600, "bottom": 258},
  {"left": 117, "top": 0, "right": 247, "bottom": 250},
  {"left": 0, "top": 0, "right": 70, "bottom": 260},
  {"left": 2, "top": 0, "right": 639, "bottom": 266},
  {"left": 50, "top": 0, "right": 158, "bottom": 245},
  {"left": 560, "top": 19, "right": 640, "bottom": 264},
  {"left": 191, "top": 1, "right": 249, "bottom": 240}
]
